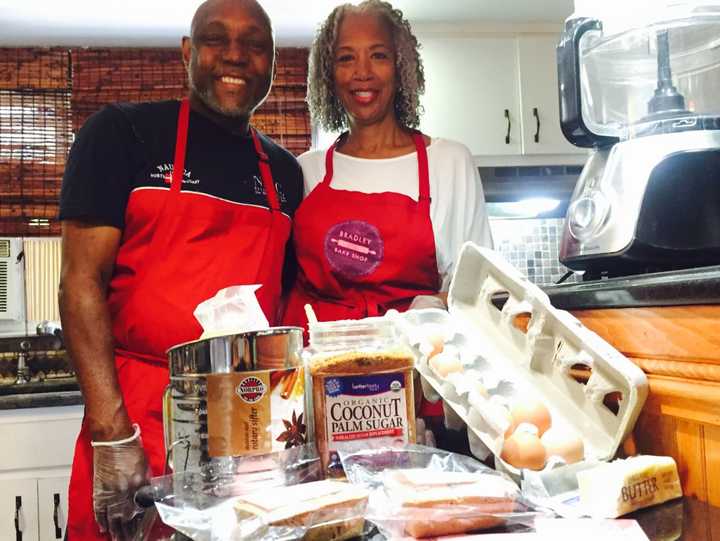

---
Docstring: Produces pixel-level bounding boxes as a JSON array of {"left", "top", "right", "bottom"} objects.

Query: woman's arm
[{"left": 427, "top": 139, "right": 495, "bottom": 294}]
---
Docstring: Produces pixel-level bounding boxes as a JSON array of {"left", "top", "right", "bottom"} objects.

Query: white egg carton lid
[{"left": 422, "top": 242, "right": 647, "bottom": 471}]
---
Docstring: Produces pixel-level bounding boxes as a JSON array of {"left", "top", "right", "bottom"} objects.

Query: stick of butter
[{"left": 577, "top": 455, "right": 682, "bottom": 518}]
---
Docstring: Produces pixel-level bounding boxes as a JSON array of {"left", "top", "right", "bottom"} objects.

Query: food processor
[{"left": 557, "top": 1, "right": 720, "bottom": 278}]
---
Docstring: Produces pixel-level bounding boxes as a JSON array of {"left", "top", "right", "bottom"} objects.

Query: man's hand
[{"left": 92, "top": 425, "right": 151, "bottom": 540}]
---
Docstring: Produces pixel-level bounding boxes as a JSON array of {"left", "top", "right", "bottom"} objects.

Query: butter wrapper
[{"left": 577, "top": 455, "right": 682, "bottom": 518}]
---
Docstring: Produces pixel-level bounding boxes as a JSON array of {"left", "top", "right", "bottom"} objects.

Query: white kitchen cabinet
[
  {"left": 1, "top": 478, "right": 39, "bottom": 541},
  {"left": 38, "top": 477, "right": 69, "bottom": 541},
  {"left": 418, "top": 32, "right": 587, "bottom": 159},
  {"left": 517, "top": 35, "right": 586, "bottom": 155},
  {"left": 0, "top": 406, "right": 82, "bottom": 541},
  {"left": 419, "top": 36, "right": 522, "bottom": 155},
  {"left": 1, "top": 476, "right": 69, "bottom": 541}
]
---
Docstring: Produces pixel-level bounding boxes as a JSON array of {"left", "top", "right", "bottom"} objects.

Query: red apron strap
[
  {"left": 136, "top": 98, "right": 189, "bottom": 265},
  {"left": 321, "top": 132, "right": 348, "bottom": 187},
  {"left": 322, "top": 144, "right": 336, "bottom": 186},
  {"left": 171, "top": 99, "right": 191, "bottom": 193},
  {"left": 250, "top": 128, "right": 280, "bottom": 211},
  {"left": 412, "top": 132, "right": 431, "bottom": 204}
]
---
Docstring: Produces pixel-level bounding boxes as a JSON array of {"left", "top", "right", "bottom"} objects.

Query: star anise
[{"left": 276, "top": 410, "right": 307, "bottom": 449}]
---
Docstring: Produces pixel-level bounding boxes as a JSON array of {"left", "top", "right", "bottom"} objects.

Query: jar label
[
  {"left": 206, "top": 368, "right": 306, "bottom": 457},
  {"left": 323, "top": 372, "right": 409, "bottom": 451}
]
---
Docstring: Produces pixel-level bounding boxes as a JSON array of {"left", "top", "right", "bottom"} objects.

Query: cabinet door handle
[
  {"left": 14, "top": 496, "right": 22, "bottom": 541},
  {"left": 533, "top": 107, "right": 540, "bottom": 143},
  {"left": 504, "top": 109, "right": 511, "bottom": 144},
  {"left": 53, "top": 493, "right": 62, "bottom": 539}
]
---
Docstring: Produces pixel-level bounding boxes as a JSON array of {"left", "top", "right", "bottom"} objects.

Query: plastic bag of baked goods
[
  {"left": 135, "top": 444, "right": 368, "bottom": 541},
  {"left": 341, "top": 444, "right": 544, "bottom": 539}
]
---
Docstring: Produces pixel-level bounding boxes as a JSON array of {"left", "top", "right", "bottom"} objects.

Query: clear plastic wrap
[
  {"left": 136, "top": 444, "right": 372, "bottom": 541},
  {"left": 340, "top": 444, "right": 548, "bottom": 539}
]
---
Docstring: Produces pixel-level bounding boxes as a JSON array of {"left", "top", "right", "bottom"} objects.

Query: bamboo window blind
[
  {"left": 0, "top": 49, "right": 72, "bottom": 236},
  {"left": 0, "top": 47, "right": 311, "bottom": 237}
]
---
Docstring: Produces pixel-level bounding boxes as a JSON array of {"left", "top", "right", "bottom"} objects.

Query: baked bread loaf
[
  {"left": 384, "top": 469, "right": 518, "bottom": 538},
  {"left": 233, "top": 480, "right": 368, "bottom": 541}
]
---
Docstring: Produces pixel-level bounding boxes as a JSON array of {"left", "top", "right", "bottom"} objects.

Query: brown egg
[
  {"left": 501, "top": 426, "right": 547, "bottom": 470},
  {"left": 429, "top": 351, "right": 463, "bottom": 378},
  {"left": 541, "top": 426, "right": 585, "bottom": 465},
  {"left": 510, "top": 399, "right": 552, "bottom": 436}
]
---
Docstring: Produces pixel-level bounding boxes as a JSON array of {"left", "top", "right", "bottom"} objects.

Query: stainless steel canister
[{"left": 164, "top": 327, "right": 304, "bottom": 473}]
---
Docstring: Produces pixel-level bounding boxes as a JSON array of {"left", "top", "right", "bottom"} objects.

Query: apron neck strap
[
  {"left": 172, "top": 99, "right": 281, "bottom": 211},
  {"left": 321, "top": 132, "right": 346, "bottom": 186},
  {"left": 321, "top": 131, "right": 431, "bottom": 204},
  {"left": 171, "top": 98, "right": 191, "bottom": 193},
  {"left": 250, "top": 128, "right": 281, "bottom": 211},
  {"left": 412, "top": 131, "right": 431, "bottom": 203}
]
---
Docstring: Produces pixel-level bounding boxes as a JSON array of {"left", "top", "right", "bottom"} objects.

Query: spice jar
[{"left": 308, "top": 317, "right": 416, "bottom": 478}]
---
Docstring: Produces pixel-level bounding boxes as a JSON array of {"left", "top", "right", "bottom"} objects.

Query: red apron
[
  {"left": 67, "top": 98, "right": 291, "bottom": 540},
  {"left": 283, "top": 131, "right": 439, "bottom": 325}
]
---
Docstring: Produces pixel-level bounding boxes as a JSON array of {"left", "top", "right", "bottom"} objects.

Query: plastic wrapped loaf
[
  {"left": 383, "top": 469, "right": 519, "bottom": 537},
  {"left": 233, "top": 480, "right": 369, "bottom": 541},
  {"left": 341, "top": 445, "right": 542, "bottom": 539}
]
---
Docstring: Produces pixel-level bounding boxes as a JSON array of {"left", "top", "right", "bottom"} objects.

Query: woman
[{"left": 283, "top": 0, "right": 493, "bottom": 329}]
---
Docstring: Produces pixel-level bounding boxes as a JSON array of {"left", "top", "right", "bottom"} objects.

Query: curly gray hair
[{"left": 307, "top": 0, "right": 425, "bottom": 132}]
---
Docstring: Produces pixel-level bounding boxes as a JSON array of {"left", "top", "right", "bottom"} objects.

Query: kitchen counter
[
  {"left": 0, "top": 390, "right": 82, "bottom": 409},
  {"left": 632, "top": 497, "right": 720, "bottom": 541},
  {"left": 543, "top": 264, "right": 720, "bottom": 310},
  {"left": 0, "top": 377, "right": 82, "bottom": 409},
  {"left": 484, "top": 497, "right": 718, "bottom": 539}
]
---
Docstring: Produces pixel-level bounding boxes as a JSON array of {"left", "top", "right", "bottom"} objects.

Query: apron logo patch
[
  {"left": 324, "top": 220, "right": 384, "bottom": 277},
  {"left": 236, "top": 376, "right": 267, "bottom": 404}
]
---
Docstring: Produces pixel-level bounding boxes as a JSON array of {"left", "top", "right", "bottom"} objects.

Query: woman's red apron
[
  {"left": 67, "top": 98, "right": 291, "bottom": 540},
  {"left": 283, "top": 132, "right": 440, "bottom": 325},
  {"left": 282, "top": 132, "right": 443, "bottom": 416}
]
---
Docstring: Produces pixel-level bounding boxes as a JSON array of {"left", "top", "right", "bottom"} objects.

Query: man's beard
[{"left": 187, "top": 60, "right": 250, "bottom": 119}]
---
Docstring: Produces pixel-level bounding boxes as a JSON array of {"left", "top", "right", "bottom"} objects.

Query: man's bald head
[
  {"left": 190, "top": 0, "right": 273, "bottom": 40},
  {"left": 182, "top": 0, "right": 275, "bottom": 122}
]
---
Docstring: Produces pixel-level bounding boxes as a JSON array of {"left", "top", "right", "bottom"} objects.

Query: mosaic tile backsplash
[{"left": 489, "top": 218, "right": 578, "bottom": 286}]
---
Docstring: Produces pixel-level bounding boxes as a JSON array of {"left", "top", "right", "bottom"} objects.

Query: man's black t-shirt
[
  {"left": 60, "top": 100, "right": 303, "bottom": 290},
  {"left": 60, "top": 100, "right": 303, "bottom": 227}
]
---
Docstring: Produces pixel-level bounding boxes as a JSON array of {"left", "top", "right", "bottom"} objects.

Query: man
[{"left": 58, "top": 1, "right": 303, "bottom": 539}]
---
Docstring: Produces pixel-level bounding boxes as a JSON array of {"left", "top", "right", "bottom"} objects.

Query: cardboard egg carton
[{"left": 398, "top": 242, "right": 649, "bottom": 480}]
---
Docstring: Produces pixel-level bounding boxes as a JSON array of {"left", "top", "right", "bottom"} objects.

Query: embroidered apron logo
[
  {"left": 324, "top": 221, "right": 384, "bottom": 277},
  {"left": 150, "top": 163, "right": 200, "bottom": 185}
]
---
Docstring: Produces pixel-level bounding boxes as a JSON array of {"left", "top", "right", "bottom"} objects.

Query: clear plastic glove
[
  {"left": 91, "top": 424, "right": 151, "bottom": 541},
  {"left": 408, "top": 295, "right": 447, "bottom": 311},
  {"left": 415, "top": 417, "right": 437, "bottom": 448}
]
